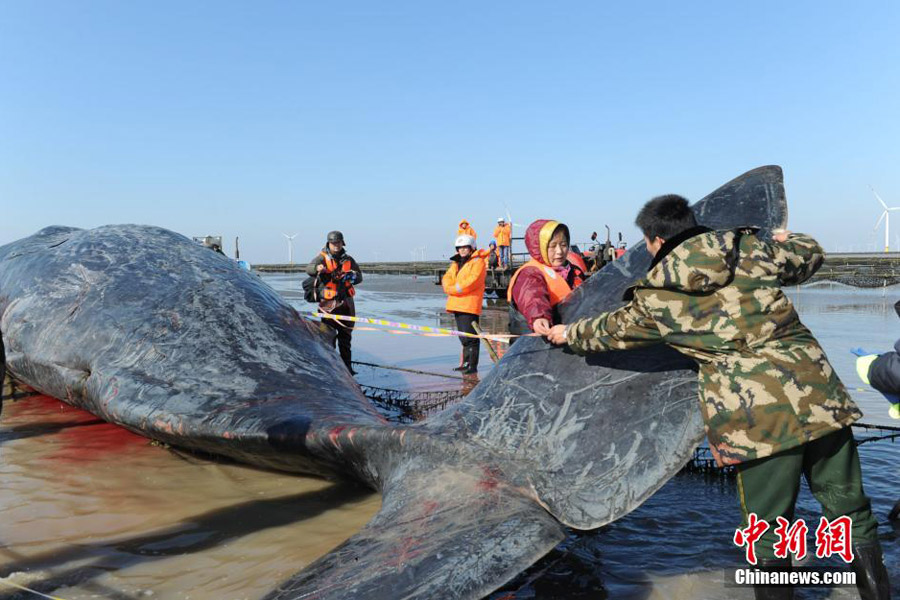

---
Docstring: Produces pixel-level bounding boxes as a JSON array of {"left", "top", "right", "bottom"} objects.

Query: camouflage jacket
[{"left": 565, "top": 227, "right": 861, "bottom": 465}]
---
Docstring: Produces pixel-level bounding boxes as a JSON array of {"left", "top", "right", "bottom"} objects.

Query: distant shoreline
[{"left": 252, "top": 254, "right": 900, "bottom": 288}]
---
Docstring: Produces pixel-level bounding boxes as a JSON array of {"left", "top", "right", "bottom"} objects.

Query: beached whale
[{"left": 0, "top": 166, "right": 786, "bottom": 599}]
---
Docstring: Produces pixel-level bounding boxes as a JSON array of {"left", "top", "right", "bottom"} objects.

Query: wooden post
[{"left": 472, "top": 322, "right": 500, "bottom": 364}]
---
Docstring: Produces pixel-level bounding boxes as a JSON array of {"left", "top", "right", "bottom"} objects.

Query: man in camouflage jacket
[{"left": 548, "top": 195, "right": 889, "bottom": 600}]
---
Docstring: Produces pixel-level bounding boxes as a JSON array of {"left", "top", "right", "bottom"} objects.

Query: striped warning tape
[
  {"left": 305, "top": 311, "right": 536, "bottom": 343},
  {"left": 0, "top": 579, "right": 68, "bottom": 600}
]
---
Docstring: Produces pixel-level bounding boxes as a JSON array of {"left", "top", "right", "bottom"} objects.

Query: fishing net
[
  {"left": 359, "top": 384, "right": 465, "bottom": 422},
  {"left": 812, "top": 259, "right": 900, "bottom": 288},
  {"left": 680, "top": 422, "right": 900, "bottom": 479}
]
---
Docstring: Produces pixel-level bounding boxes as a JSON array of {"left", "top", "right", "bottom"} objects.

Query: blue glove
[{"left": 850, "top": 347, "right": 874, "bottom": 357}]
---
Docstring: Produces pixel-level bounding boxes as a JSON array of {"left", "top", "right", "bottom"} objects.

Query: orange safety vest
[
  {"left": 321, "top": 251, "right": 355, "bottom": 300},
  {"left": 493, "top": 224, "right": 511, "bottom": 246},
  {"left": 442, "top": 251, "right": 488, "bottom": 315},
  {"left": 458, "top": 225, "right": 477, "bottom": 239},
  {"left": 567, "top": 251, "right": 588, "bottom": 273},
  {"left": 507, "top": 259, "right": 583, "bottom": 307}
]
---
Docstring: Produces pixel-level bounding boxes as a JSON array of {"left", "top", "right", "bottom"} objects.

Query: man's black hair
[{"left": 635, "top": 194, "right": 698, "bottom": 241}]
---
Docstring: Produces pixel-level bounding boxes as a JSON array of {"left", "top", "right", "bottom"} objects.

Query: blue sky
[{"left": 2, "top": 1, "right": 898, "bottom": 262}]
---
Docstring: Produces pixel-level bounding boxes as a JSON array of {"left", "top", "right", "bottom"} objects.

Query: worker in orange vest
[
  {"left": 457, "top": 219, "right": 477, "bottom": 241},
  {"left": 442, "top": 234, "right": 488, "bottom": 375},
  {"left": 493, "top": 218, "right": 512, "bottom": 268},
  {"left": 508, "top": 219, "right": 585, "bottom": 336},
  {"left": 305, "top": 231, "right": 363, "bottom": 374}
]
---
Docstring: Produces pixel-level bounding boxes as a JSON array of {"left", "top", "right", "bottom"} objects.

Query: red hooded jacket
[{"left": 509, "top": 219, "right": 584, "bottom": 329}]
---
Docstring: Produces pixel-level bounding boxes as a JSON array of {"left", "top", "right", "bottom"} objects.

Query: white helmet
[
  {"left": 454, "top": 234, "right": 476, "bottom": 249},
  {"left": 497, "top": 217, "right": 505, "bottom": 222}
]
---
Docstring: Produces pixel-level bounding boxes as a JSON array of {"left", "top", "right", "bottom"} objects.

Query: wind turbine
[
  {"left": 871, "top": 186, "right": 900, "bottom": 253},
  {"left": 282, "top": 233, "right": 297, "bottom": 264},
  {"left": 503, "top": 202, "right": 525, "bottom": 231}
]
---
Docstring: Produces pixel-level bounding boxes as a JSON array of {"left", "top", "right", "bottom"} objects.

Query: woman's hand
[{"left": 532, "top": 318, "right": 552, "bottom": 336}]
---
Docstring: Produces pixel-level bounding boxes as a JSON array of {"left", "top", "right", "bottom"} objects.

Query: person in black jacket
[
  {"left": 853, "top": 299, "right": 900, "bottom": 420},
  {"left": 853, "top": 301, "right": 900, "bottom": 528},
  {"left": 306, "top": 231, "right": 363, "bottom": 374},
  {"left": 857, "top": 347, "right": 900, "bottom": 419}
]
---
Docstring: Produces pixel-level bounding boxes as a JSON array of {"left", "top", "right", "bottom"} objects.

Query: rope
[
  {"left": 0, "top": 579, "right": 69, "bottom": 600},
  {"left": 352, "top": 361, "right": 464, "bottom": 380}
]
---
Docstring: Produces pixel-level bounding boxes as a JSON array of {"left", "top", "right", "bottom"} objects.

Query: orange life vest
[
  {"left": 567, "top": 251, "right": 588, "bottom": 273},
  {"left": 321, "top": 251, "right": 355, "bottom": 300},
  {"left": 442, "top": 251, "right": 488, "bottom": 315},
  {"left": 493, "top": 224, "right": 511, "bottom": 246},
  {"left": 507, "top": 259, "right": 583, "bottom": 307},
  {"left": 456, "top": 223, "right": 478, "bottom": 240}
]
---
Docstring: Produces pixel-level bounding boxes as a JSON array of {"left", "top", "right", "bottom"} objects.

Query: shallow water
[{"left": 0, "top": 275, "right": 896, "bottom": 599}]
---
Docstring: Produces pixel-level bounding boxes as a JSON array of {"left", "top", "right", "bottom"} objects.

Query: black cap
[{"left": 327, "top": 231, "right": 345, "bottom": 244}]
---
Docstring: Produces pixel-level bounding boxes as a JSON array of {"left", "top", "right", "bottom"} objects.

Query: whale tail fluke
[{"left": 264, "top": 461, "right": 566, "bottom": 600}]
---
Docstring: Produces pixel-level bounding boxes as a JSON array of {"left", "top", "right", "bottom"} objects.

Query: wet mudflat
[
  {"left": 0, "top": 392, "right": 382, "bottom": 600},
  {"left": 0, "top": 274, "right": 897, "bottom": 599}
]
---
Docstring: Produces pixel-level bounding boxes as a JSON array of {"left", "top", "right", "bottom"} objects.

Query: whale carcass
[{"left": 0, "top": 166, "right": 787, "bottom": 599}]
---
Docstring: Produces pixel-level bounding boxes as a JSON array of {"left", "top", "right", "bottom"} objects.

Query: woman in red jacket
[
  {"left": 442, "top": 235, "right": 488, "bottom": 374},
  {"left": 508, "top": 219, "right": 585, "bottom": 336}
]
